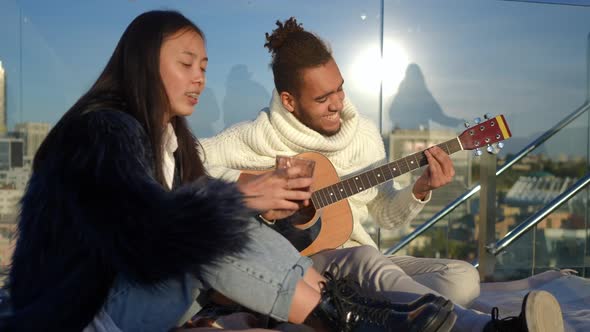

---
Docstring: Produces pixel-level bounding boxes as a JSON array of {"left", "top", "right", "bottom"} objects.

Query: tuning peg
[
  {"left": 474, "top": 148, "right": 483, "bottom": 156},
  {"left": 496, "top": 142, "right": 504, "bottom": 149},
  {"left": 484, "top": 113, "right": 493, "bottom": 119},
  {"left": 473, "top": 117, "right": 482, "bottom": 124},
  {"left": 486, "top": 145, "right": 495, "bottom": 154},
  {"left": 464, "top": 121, "right": 470, "bottom": 128}
]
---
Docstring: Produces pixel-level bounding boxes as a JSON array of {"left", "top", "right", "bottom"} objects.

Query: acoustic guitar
[{"left": 245, "top": 115, "right": 512, "bottom": 256}]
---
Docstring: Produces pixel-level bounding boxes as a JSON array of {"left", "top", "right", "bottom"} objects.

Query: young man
[{"left": 201, "top": 17, "right": 564, "bottom": 332}]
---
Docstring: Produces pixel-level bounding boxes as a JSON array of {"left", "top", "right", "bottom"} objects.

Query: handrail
[
  {"left": 385, "top": 101, "right": 590, "bottom": 255},
  {"left": 486, "top": 172, "right": 590, "bottom": 256}
]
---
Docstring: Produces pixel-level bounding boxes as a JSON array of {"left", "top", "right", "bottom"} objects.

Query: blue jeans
[{"left": 103, "top": 220, "right": 313, "bottom": 332}]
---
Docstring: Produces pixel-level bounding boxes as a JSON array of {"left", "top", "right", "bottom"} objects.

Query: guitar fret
[
  {"left": 326, "top": 184, "right": 339, "bottom": 201},
  {"left": 325, "top": 187, "right": 336, "bottom": 204},
  {"left": 325, "top": 186, "right": 337, "bottom": 204},
  {"left": 314, "top": 189, "right": 323, "bottom": 208},
  {"left": 322, "top": 187, "right": 333, "bottom": 204},
  {"left": 352, "top": 176, "right": 364, "bottom": 193},
  {"left": 373, "top": 167, "right": 384, "bottom": 184},
  {"left": 443, "top": 142, "right": 451, "bottom": 154},
  {"left": 349, "top": 177, "right": 358, "bottom": 194},
  {"left": 344, "top": 178, "right": 355, "bottom": 197},
  {"left": 330, "top": 183, "right": 343, "bottom": 201},
  {"left": 410, "top": 156, "right": 418, "bottom": 170},
  {"left": 343, "top": 178, "right": 352, "bottom": 194},
  {"left": 409, "top": 154, "right": 419, "bottom": 170},
  {"left": 311, "top": 191, "right": 321, "bottom": 209},
  {"left": 381, "top": 164, "right": 393, "bottom": 180},
  {"left": 396, "top": 160, "right": 404, "bottom": 175},
  {"left": 398, "top": 159, "right": 410, "bottom": 174},
  {"left": 352, "top": 175, "right": 363, "bottom": 194},
  {"left": 375, "top": 169, "right": 384, "bottom": 184},
  {"left": 318, "top": 189, "right": 329, "bottom": 208},
  {"left": 416, "top": 152, "right": 427, "bottom": 167},
  {"left": 368, "top": 169, "right": 379, "bottom": 186},
  {"left": 335, "top": 182, "right": 346, "bottom": 200},
  {"left": 386, "top": 164, "right": 394, "bottom": 179},
  {"left": 311, "top": 194, "right": 321, "bottom": 209},
  {"left": 388, "top": 162, "right": 399, "bottom": 178},
  {"left": 359, "top": 174, "right": 369, "bottom": 190}
]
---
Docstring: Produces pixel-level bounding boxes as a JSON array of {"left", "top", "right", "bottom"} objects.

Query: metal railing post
[
  {"left": 478, "top": 152, "right": 497, "bottom": 281},
  {"left": 587, "top": 33, "right": 590, "bottom": 101}
]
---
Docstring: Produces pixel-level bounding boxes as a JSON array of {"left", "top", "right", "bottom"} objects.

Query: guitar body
[
  {"left": 243, "top": 152, "right": 353, "bottom": 256},
  {"left": 295, "top": 152, "right": 353, "bottom": 256}
]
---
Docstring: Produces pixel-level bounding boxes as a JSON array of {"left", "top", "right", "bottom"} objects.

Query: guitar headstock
[{"left": 459, "top": 114, "right": 511, "bottom": 154}]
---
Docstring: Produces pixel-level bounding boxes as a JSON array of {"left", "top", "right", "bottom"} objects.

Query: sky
[{"left": 0, "top": 0, "right": 589, "bottom": 157}]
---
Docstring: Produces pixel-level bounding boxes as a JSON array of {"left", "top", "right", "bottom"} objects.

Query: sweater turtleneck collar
[{"left": 268, "top": 89, "right": 360, "bottom": 154}]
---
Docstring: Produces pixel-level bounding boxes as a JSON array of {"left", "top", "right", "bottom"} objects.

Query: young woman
[{"left": 0, "top": 10, "right": 456, "bottom": 332}]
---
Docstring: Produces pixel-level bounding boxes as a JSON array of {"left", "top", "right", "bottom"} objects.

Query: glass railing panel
[
  {"left": 1, "top": 0, "right": 589, "bottom": 287},
  {"left": 381, "top": 0, "right": 589, "bottom": 150},
  {"left": 378, "top": 127, "right": 477, "bottom": 260},
  {"left": 444, "top": 196, "right": 480, "bottom": 262},
  {"left": 491, "top": 111, "right": 589, "bottom": 277},
  {"left": 492, "top": 227, "right": 539, "bottom": 280},
  {"left": 587, "top": 204, "right": 590, "bottom": 277},
  {"left": 380, "top": 217, "right": 451, "bottom": 259},
  {"left": 3, "top": 0, "right": 383, "bottom": 135},
  {"left": 380, "top": 0, "right": 590, "bottom": 261},
  {"left": 387, "top": 108, "right": 590, "bottom": 269},
  {"left": 386, "top": 194, "right": 480, "bottom": 263},
  {"left": 493, "top": 184, "right": 589, "bottom": 280}
]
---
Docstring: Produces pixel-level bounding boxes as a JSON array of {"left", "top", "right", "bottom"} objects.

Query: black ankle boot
[
  {"left": 322, "top": 270, "right": 454, "bottom": 312},
  {"left": 308, "top": 275, "right": 457, "bottom": 332}
]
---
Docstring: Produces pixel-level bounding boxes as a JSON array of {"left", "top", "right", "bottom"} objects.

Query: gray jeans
[
  {"left": 311, "top": 245, "right": 490, "bottom": 332},
  {"left": 102, "top": 220, "right": 313, "bottom": 332}
]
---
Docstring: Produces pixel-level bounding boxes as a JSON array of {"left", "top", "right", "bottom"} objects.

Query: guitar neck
[{"left": 311, "top": 137, "right": 463, "bottom": 209}]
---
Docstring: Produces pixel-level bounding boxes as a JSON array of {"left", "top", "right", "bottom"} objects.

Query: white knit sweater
[{"left": 201, "top": 90, "right": 429, "bottom": 248}]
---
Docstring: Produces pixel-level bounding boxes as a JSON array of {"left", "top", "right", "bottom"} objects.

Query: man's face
[{"left": 288, "top": 59, "right": 345, "bottom": 136}]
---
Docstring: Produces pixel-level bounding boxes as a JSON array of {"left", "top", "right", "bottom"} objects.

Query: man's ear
[{"left": 280, "top": 91, "right": 296, "bottom": 113}]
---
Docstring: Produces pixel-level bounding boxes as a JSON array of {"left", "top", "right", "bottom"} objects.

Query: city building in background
[
  {"left": 0, "top": 137, "right": 24, "bottom": 171},
  {"left": 0, "top": 60, "right": 35, "bottom": 282},
  {"left": 14, "top": 122, "right": 51, "bottom": 166},
  {"left": 0, "top": 214, "right": 16, "bottom": 271}
]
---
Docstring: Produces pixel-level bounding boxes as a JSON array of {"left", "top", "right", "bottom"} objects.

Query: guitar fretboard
[{"left": 310, "top": 138, "right": 462, "bottom": 209}]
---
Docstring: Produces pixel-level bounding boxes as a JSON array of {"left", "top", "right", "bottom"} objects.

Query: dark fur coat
[{"left": 2, "top": 108, "right": 252, "bottom": 331}]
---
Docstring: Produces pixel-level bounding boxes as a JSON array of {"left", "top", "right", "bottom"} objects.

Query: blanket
[{"left": 472, "top": 270, "right": 590, "bottom": 332}]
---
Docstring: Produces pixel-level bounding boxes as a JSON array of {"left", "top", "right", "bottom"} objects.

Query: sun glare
[{"left": 349, "top": 40, "right": 410, "bottom": 97}]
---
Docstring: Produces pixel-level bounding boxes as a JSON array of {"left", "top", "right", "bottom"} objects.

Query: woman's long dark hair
[
  {"left": 34, "top": 10, "right": 206, "bottom": 185},
  {"left": 0, "top": 11, "right": 209, "bottom": 331}
]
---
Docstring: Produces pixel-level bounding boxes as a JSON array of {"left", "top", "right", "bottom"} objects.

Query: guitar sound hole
[
  {"left": 266, "top": 205, "right": 321, "bottom": 252},
  {"left": 270, "top": 214, "right": 322, "bottom": 252},
  {"left": 280, "top": 205, "right": 317, "bottom": 229}
]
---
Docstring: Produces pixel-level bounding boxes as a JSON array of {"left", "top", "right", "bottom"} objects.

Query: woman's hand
[{"left": 237, "top": 166, "right": 313, "bottom": 220}]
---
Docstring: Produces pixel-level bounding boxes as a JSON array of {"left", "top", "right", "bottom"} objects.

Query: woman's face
[{"left": 160, "top": 28, "right": 207, "bottom": 122}]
